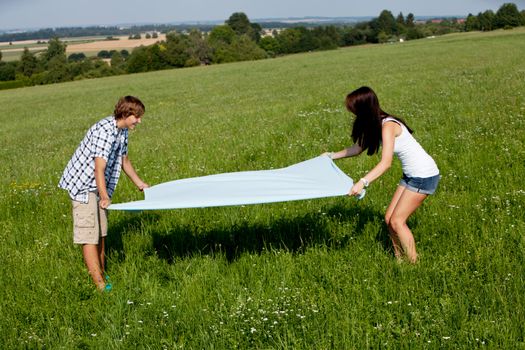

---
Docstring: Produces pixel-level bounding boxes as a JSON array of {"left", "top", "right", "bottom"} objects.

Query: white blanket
[{"left": 108, "top": 155, "right": 354, "bottom": 211}]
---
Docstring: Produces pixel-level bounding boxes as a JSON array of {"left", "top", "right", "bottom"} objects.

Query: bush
[
  {"left": 184, "top": 57, "right": 201, "bottom": 67},
  {"left": 406, "top": 27, "right": 425, "bottom": 40},
  {"left": 0, "top": 79, "right": 30, "bottom": 90},
  {"left": 68, "top": 53, "right": 86, "bottom": 62},
  {"left": 97, "top": 50, "right": 111, "bottom": 59},
  {"left": 0, "top": 62, "right": 16, "bottom": 81}
]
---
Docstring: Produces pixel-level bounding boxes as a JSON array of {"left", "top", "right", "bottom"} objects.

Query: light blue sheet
[{"left": 108, "top": 155, "right": 354, "bottom": 211}]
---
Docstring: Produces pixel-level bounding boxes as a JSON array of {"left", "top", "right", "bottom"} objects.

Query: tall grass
[{"left": 1, "top": 28, "right": 524, "bottom": 348}]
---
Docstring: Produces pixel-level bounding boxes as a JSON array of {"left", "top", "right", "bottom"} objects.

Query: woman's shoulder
[
  {"left": 382, "top": 116, "right": 401, "bottom": 125},
  {"left": 381, "top": 117, "right": 402, "bottom": 137}
]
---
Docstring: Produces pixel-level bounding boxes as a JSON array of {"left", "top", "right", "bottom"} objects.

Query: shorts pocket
[{"left": 74, "top": 211, "right": 95, "bottom": 228}]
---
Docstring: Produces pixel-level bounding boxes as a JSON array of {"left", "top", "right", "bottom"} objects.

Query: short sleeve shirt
[{"left": 58, "top": 116, "right": 128, "bottom": 203}]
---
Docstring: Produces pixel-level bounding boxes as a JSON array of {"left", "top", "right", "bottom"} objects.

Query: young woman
[{"left": 328, "top": 86, "right": 440, "bottom": 263}]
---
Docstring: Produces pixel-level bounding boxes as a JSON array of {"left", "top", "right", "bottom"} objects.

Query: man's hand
[
  {"left": 99, "top": 196, "right": 111, "bottom": 209},
  {"left": 138, "top": 182, "right": 150, "bottom": 191}
]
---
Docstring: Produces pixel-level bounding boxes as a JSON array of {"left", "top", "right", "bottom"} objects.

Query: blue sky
[{"left": 1, "top": 0, "right": 524, "bottom": 30}]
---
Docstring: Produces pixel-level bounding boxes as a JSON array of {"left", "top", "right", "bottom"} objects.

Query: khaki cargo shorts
[{"left": 72, "top": 192, "right": 108, "bottom": 244}]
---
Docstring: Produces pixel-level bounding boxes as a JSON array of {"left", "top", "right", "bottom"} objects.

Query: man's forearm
[{"left": 94, "top": 157, "right": 109, "bottom": 199}]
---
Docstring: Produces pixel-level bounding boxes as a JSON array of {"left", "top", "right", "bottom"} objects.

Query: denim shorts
[{"left": 399, "top": 173, "right": 440, "bottom": 195}]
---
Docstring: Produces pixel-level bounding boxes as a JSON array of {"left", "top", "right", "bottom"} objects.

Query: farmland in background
[{"left": 0, "top": 34, "right": 166, "bottom": 61}]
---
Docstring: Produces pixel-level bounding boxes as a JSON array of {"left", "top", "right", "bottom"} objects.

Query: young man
[{"left": 59, "top": 96, "right": 149, "bottom": 290}]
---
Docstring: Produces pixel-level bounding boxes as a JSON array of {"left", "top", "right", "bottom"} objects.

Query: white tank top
[{"left": 382, "top": 117, "right": 439, "bottom": 178}]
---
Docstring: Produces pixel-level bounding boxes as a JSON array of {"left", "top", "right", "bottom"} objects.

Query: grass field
[{"left": 1, "top": 28, "right": 524, "bottom": 348}]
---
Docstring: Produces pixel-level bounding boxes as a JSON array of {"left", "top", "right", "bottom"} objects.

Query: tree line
[
  {"left": 0, "top": 24, "right": 216, "bottom": 43},
  {"left": 464, "top": 3, "right": 525, "bottom": 31},
  {"left": 1, "top": 3, "right": 524, "bottom": 90}
]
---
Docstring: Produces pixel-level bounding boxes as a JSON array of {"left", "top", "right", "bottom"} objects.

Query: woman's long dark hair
[{"left": 345, "top": 86, "right": 413, "bottom": 155}]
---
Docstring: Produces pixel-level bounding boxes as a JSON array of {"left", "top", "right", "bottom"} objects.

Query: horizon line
[{"left": 0, "top": 14, "right": 468, "bottom": 33}]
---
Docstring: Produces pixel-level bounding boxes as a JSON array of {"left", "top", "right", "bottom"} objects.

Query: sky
[{"left": 0, "top": 0, "right": 524, "bottom": 31}]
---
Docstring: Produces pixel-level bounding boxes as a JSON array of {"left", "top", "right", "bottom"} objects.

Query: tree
[
  {"left": 465, "top": 13, "right": 480, "bottom": 31},
  {"left": 258, "top": 36, "right": 280, "bottom": 56},
  {"left": 120, "top": 50, "right": 130, "bottom": 59},
  {"left": 296, "top": 27, "right": 317, "bottom": 51},
  {"left": 406, "top": 13, "right": 415, "bottom": 27},
  {"left": 377, "top": 31, "right": 389, "bottom": 43},
  {"left": 396, "top": 12, "right": 407, "bottom": 35},
  {"left": 78, "top": 58, "right": 113, "bottom": 79},
  {"left": 146, "top": 44, "right": 171, "bottom": 70},
  {"left": 19, "top": 48, "right": 38, "bottom": 77},
  {"left": 68, "top": 58, "right": 95, "bottom": 79},
  {"left": 164, "top": 31, "right": 191, "bottom": 67},
  {"left": 0, "top": 61, "right": 16, "bottom": 81},
  {"left": 42, "top": 37, "right": 67, "bottom": 67},
  {"left": 478, "top": 10, "right": 495, "bottom": 31},
  {"left": 110, "top": 51, "right": 125, "bottom": 71},
  {"left": 45, "top": 55, "right": 70, "bottom": 83},
  {"left": 310, "top": 26, "right": 340, "bottom": 50},
  {"left": 0, "top": 50, "right": 2, "bottom": 62},
  {"left": 230, "top": 35, "right": 266, "bottom": 61},
  {"left": 186, "top": 29, "right": 212, "bottom": 65},
  {"left": 126, "top": 46, "right": 151, "bottom": 73},
  {"left": 212, "top": 35, "right": 266, "bottom": 63},
  {"left": 68, "top": 53, "right": 86, "bottom": 62},
  {"left": 406, "top": 27, "right": 424, "bottom": 40},
  {"left": 226, "top": 12, "right": 252, "bottom": 36},
  {"left": 494, "top": 3, "right": 524, "bottom": 28},
  {"left": 376, "top": 10, "right": 397, "bottom": 35},
  {"left": 396, "top": 12, "right": 405, "bottom": 25},
  {"left": 341, "top": 25, "right": 370, "bottom": 46},
  {"left": 275, "top": 28, "right": 303, "bottom": 54},
  {"left": 209, "top": 25, "right": 236, "bottom": 45},
  {"left": 97, "top": 50, "right": 111, "bottom": 59},
  {"left": 226, "top": 12, "right": 262, "bottom": 42}
]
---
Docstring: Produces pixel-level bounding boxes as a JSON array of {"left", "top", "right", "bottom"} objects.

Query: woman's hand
[{"left": 349, "top": 180, "right": 365, "bottom": 197}]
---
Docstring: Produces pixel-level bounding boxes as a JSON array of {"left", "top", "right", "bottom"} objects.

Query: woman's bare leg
[
  {"left": 385, "top": 186, "right": 407, "bottom": 259},
  {"left": 387, "top": 189, "right": 428, "bottom": 263}
]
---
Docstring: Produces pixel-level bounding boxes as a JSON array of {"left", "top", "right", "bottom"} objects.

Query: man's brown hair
[{"left": 114, "top": 96, "right": 145, "bottom": 120}]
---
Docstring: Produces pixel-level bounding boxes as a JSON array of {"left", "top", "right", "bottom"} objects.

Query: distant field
[
  {"left": 65, "top": 34, "right": 166, "bottom": 56},
  {"left": 0, "top": 40, "right": 48, "bottom": 60},
  {"left": 0, "top": 28, "right": 524, "bottom": 348},
  {"left": 0, "top": 34, "right": 166, "bottom": 60}
]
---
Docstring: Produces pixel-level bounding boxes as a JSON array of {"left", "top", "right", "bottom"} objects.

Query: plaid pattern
[{"left": 59, "top": 116, "right": 128, "bottom": 203}]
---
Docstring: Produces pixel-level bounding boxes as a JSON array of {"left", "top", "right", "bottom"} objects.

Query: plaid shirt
[{"left": 59, "top": 116, "right": 128, "bottom": 203}]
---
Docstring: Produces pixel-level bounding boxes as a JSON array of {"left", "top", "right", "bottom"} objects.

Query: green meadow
[{"left": 1, "top": 28, "right": 524, "bottom": 348}]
